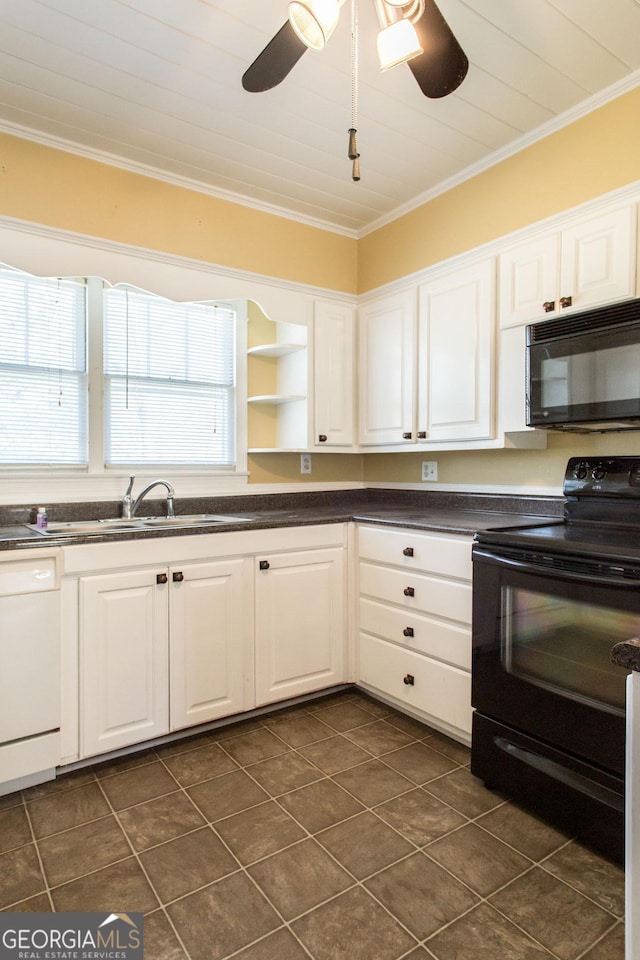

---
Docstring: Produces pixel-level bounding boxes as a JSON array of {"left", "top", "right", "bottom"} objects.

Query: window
[
  {"left": 0, "top": 269, "right": 238, "bottom": 471},
  {"left": 104, "top": 287, "right": 235, "bottom": 466},
  {"left": 0, "top": 269, "right": 87, "bottom": 465}
]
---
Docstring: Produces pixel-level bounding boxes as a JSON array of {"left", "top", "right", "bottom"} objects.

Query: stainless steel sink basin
[
  {"left": 27, "top": 514, "right": 255, "bottom": 536},
  {"left": 27, "top": 519, "right": 146, "bottom": 535},
  {"left": 142, "top": 514, "right": 253, "bottom": 526}
]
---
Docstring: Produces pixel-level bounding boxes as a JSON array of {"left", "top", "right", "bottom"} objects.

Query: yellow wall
[
  {"left": 2, "top": 87, "right": 640, "bottom": 490},
  {"left": 0, "top": 133, "right": 358, "bottom": 294},
  {"left": 358, "top": 86, "right": 640, "bottom": 293},
  {"left": 363, "top": 433, "right": 640, "bottom": 492},
  {"left": 249, "top": 453, "right": 363, "bottom": 484}
]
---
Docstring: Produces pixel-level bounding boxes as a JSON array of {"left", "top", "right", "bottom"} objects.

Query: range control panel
[{"left": 564, "top": 457, "right": 640, "bottom": 498}]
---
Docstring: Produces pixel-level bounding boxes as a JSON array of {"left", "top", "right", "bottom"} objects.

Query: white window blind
[
  {"left": 0, "top": 269, "right": 87, "bottom": 465},
  {"left": 104, "top": 287, "right": 235, "bottom": 466}
]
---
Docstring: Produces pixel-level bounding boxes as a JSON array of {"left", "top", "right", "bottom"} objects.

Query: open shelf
[
  {"left": 247, "top": 343, "right": 305, "bottom": 358},
  {"left": 248, "top": 394, "right": 306, "bottom": 405},
  {"left": 247, "top": 304, "right": 309, "bottom": 451}
]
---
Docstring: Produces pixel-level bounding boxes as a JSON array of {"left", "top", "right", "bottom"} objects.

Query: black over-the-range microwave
[{"left": 526, "top": 297, "right": 640, "bottom": 432}]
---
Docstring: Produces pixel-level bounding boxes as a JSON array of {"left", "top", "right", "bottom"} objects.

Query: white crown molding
[
  {"left": 358, "top": 70, "right": 640, "bottom": 238},
  {"left": 0, "top": 118, "right": 358, "bottom": 241},
  {"left": 2, "top": 68, "right": 639, "bottom": 243}
]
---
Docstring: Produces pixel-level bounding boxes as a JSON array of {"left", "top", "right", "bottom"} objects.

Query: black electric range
[{"left": 471, "top": 456, "right": 640, "bottom": 862}]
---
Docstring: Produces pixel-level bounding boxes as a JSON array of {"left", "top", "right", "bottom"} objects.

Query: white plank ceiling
[{"left": 0, "top": 0, "right": 639, "bottom": 235}]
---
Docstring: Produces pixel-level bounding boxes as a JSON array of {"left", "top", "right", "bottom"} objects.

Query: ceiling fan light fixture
[
  {"left": 377, "top": 17, "right": 423, "bottom": 71},
  {"left": 288, "top": 0, "right": 340, "bottom": 50}
]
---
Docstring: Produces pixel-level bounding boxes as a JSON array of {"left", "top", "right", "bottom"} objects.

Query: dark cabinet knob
[
  {"left": 403, "top": 547, "right": 414, "bottom": 557},
  {"left": 402, "top": 432, "right": 412, "bottom": 440},
  {"left": 403, "top": 627, "right": 414, "bottom": 637},
  {"left": 403, "top": 586, "right": 415, "bottom": 597},
  {"left": 259, "top": 560, "right": 270, "bottom": 570},
  {"left": 156, "top": 573, "right": 168, "bottom": 584},
  {"left": 417, "top": 431, "right": 427, "bottom": 439},
  {"left": 173, "top": 571, "right": 184, "bottom": 582},
  {"left": 543, "top": 300, "right": 555, "bottom": 313},
  {"left": 318, "top": 434, "right": 327, "bottom": 442},
  {"left": 403, "top": 674, "right": 415, "bottom": 686},
  {"left": 559, "top": 296, "right": 573, "bottom": 309}
]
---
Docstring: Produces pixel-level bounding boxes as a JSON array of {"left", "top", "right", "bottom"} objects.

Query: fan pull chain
[{"left": 348, "top": 0, "right": 360, "bottom": 180}]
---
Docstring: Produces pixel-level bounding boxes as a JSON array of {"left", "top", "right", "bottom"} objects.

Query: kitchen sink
[{"left": 27, "top": 514, "right": 255, "bottom": 536}]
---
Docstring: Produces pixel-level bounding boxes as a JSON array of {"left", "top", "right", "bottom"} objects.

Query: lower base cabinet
[
  {"left": 80, "top": 569, "right": 169, "bottom": 757},
  {"left": 81, "top": 558, "right": 253, "bottom": 758},
  {"left": 356, "top": 523, "right": 473, "bottom": 742},
  {"left": 255, "top": 547, "right": 346, "bottom": 705},
  {"left": 170, "top": 558, "right": 253, "bottom": 732},
  {"left": 75, "top": 526, "right": 347, "bottom": 761}
]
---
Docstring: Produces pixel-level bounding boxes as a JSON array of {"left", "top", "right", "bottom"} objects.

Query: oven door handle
[{"left": 473, "top": 546, "right": 639, "bottom": 589}]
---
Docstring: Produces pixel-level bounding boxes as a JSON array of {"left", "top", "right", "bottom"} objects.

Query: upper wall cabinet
[
  {"left": 499, "top": 205, "right": 637, "bottom": 328},
  {"left": 418, "top": 259, "right": 495, "bottom": 443},
  {"left": 358, "top": 290, "right": 417, "bottom": 446},
  {"left": 314, "top": 299, "right": 355, "bottom": 448}
]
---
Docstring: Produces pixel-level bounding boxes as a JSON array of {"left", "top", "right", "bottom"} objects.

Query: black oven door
[{"left": 471, "top": 543, "right": 634, "bottom": 775}]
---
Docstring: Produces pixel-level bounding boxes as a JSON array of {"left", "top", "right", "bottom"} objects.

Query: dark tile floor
[{"left": 0, "top": 690, "right": 625, "bottom": 960}]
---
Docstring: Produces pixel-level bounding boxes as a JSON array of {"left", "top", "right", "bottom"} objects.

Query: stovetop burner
[{"left": 477, "top": 457, "right": 640, "bottom": 564}]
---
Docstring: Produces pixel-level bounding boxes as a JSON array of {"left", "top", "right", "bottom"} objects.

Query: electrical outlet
[
  {"left": 422, "top": 461, "right": 438, "bottom": 482},
  {"left": 300, "top": 453, "right": 312, "bottom": 474}
]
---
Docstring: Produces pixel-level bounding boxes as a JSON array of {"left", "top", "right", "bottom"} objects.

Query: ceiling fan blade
[
  {"left": 408, "top": 0, "right": 468, "bottom": 98},
  {"left": 242, "top": 20, "right": 308, "bottom": 92}
]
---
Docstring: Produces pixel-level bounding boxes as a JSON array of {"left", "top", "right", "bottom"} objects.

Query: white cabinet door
[
  {"left": 169, "top": 558, "right": 253, "bottom": 731},
  {"left": 499, "top": 205, "right": 636, "bottom": 326},
  {"left": 560, "top": 206, "right": 636, "bottom": 312},
  {"left": 314, "top": 299, "right": 355, "bottom": 447},
  {"left": 499, "top": 235, "right": 559, "bottom": 328},
  {"left": 80, "top": 569, "right": 169, "bottom": 757},
  {"left": 418, "top": 259, "right": 495, "bottom": 442},
  {"left": 255, "top": 547, "right": 346, "bottom": 705},
  {"left": 358, "top": 290, "right": 416, "bottom": 445}
]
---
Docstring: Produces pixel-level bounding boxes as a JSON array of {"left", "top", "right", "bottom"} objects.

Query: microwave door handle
[{"left": 473, "top": 547, "right": 639, "bottom": 589}]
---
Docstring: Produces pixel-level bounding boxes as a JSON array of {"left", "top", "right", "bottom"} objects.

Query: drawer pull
[
  {"left": 259, "top": 560, "right": 270, "bottom": 571},
  {"left": 403, "top": 674, "right": 415, "bottom": 686},
  {"left": 402, "top": 547, "right": 414, "bottom": 557},
  {"left": 402, "top": 432, "right": 412, "bottom": 440},
  {"left": 156, "top": 573, "right": 168, "bottom": 584},
  {"left": 417, "top": 431, "right": 427, "bottom": 439},
  {"left": 403, "top": 627, "right": 414, "bottom": 637},
  {"left": 560, "top": 295, "right": 573, "bottom": 309},
  {"left": 318, "top": 434, "right": 328, "bottom": 442},
  {"left": 173, "top": 571, "right": 184, "bottom": 582},
  {"left": 543, "top": 300, "right": 555, "bottom": 313},
  {"left": 403, "top": 586, "right": 415, "bottom": 597}
]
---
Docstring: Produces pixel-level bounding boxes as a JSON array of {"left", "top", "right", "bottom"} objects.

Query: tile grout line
[{"left": 2, "top": 692, "right": 625, "bottom": 960}]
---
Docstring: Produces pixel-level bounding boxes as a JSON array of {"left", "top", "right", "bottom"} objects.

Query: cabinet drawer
[
  {"left": 359, "top": 632, "right": 472, "bottom": 735},
  {"left": 358, "top": 524, "right": 472, "bottom": 580},
  {"left": 359, "top": 598, "right": 471, "bottom": 670},
  {"left": 359, "top": 562, "right": 472, "bottom": 624}
]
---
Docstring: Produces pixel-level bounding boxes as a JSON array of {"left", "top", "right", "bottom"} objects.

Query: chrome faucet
[{"left": 121, "top": 474, "right": 176, "bottom": 519}]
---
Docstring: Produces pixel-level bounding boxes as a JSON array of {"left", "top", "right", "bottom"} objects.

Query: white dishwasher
[{"left": 0, "top": 548, "right": 61, "bottom": 794}]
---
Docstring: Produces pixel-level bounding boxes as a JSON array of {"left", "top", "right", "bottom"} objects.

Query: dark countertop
[{"left": 0, "top": 488, "right": 563, "bottom": 551}]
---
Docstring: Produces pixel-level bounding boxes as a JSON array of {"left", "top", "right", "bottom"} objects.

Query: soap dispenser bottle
[{"left": 36, "top": 507, "right": 48, "bottom": 529}]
